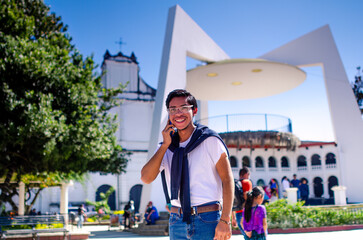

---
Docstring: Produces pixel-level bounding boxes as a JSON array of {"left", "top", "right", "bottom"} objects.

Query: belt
[{"left": 170, "top": 203, "right": 221, "bottom": 215}]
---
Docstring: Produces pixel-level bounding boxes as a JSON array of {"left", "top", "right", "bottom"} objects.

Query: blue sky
[{"left": 44, "top": 0, "right": 362, "bottom": 141}]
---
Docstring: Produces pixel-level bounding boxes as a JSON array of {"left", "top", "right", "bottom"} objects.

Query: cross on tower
[{"left": 115, "top": 38, "right": 126, "bottom": 51}]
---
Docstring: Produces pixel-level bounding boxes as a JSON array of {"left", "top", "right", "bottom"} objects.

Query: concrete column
[
  {"left": 60, "top": 181, "right": 73, "bottom": 225},
  {"left": 286, "top": 187, "right": 298, "bottom": 204},
  {"left": 18, "top": 181, "right": 25, "bottom": 216},
  {"left": 332, "top": 186, "right": 347, "bottom": 205},
  {"left": 260, "top": 25, "right": 363, "bottom": 202},
  {"left": 142, "top": 4, "right": 229, "bottom": 215}
]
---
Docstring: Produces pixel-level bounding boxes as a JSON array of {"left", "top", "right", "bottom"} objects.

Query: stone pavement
[{"left": 81, "top": 225, "right": 363, "bottom": 240}]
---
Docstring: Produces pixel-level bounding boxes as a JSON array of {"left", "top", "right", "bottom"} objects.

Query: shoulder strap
[{"left": 161, "top": 170, "right": 171, "bottom": 204}]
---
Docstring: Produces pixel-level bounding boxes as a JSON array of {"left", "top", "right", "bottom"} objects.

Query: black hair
[
  {"left": 239, "top": 167, "right": 250, "bottom": 178},
  {"left": 165, "top": 89, "right": 197, "bottom": 110},
  {"left": 244, "top": 186, "right": 264, "bottom": 223}
]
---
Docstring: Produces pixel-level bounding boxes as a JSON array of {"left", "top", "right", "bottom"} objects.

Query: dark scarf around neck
[{"left": 168, "top": 123, "right": 229, "bottom": 223}]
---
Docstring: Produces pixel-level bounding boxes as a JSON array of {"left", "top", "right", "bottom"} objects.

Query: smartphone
[{"left": 169, "top": 120, "right": 177, "bottom": 136}]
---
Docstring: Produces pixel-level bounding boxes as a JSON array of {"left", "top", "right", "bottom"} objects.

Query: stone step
[
  {"left": 136, "top": 229, "right": 169, "bottom": 236},
  {"left": 132, "top": 212, "right": 170, "bottom": 236},
  {"left": 159, "top": 211, "right": 170, "bottom": 218},
  {"left": 140, "top": 223, "right": 168, "bottom": 230},
  {"left": 138, "top": 219, "right": 169, "bottom": 226}
]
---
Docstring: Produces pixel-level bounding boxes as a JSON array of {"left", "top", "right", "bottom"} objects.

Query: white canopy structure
[{"left": 140, "top": 5, "right": 363, "bottom": 212}]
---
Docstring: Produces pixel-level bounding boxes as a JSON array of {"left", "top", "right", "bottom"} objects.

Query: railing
[
  {"left": 255, "top": 167, "right": 265, "bottom": 172},
  {"left": 312, "top": 165, "right": 322, "bottom": 170},
  {"left": 195, "top": 113, "right": 292, "bottom": 133},
  {"left": 268, "top": 167, "right": 278, "bottom": 172},
  {"left": 297, "top": 166, "right": 307, "bottom": 171},
  {"left": 281, "top": 167, "right": 291, "bottom": 172},
  {"left": 326, "top": 163, "right": 337, "bottom": 169}
]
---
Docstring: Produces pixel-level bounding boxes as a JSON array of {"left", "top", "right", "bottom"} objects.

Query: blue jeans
[
  {"left": 145, "top": 213, "right": 158, "bottom": 224},
  {"left": 236, "top": 211, "right": 246, "bottom": 236},
  {"left": 169, "top": 210, "right": 220, "bottom": 239},
  {"left": 77, "top": 215, "right": 84, "bottom": 228}
]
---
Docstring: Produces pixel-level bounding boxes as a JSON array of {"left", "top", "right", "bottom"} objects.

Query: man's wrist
[{"left": 219, "top": 218, "right": 230, "bottom": 225}]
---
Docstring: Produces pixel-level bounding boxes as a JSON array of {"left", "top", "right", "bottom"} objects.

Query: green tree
[
  {"left": 0, "top": 0, "right": 129, "bottom": 213},
  {"left": 86, "top": 186, "right": 115, "bottom": 223}
]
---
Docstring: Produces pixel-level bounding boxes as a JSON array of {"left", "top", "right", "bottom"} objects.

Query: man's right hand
[
  {"left": 162, "top": 120, "right": 175, "bottom": 146},
  {"left": 141, "top": 119, "right": 175, "bottom": 184}
]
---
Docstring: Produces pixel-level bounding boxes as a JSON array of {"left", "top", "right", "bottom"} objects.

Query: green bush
[
  {"left": 266, "top": 200, "right": 363, "bottom": 229},
  {"left": 2, "top": 223, "right": 63, "bottom": 230},
  {"left": 2, "top": 224, "right": 32, "bottom": 230}
]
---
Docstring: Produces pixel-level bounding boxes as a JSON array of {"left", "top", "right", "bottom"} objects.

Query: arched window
[
  {"left": 297, "top": 155, "right": 307, "bottom": 167},
  {"left": 313, "top": 177, "right": 324, "bottom": 198},
  {"left": 129, "top": 184, "right": 143, "bottom": 213},
  {"left": 268, "top": 156, "right": 277, "bottom": 168},
  {"left": 328, "top": 176, "right": 339, "bottom": 198},
  {"left": 281, "top": 156, "right": 289, "bottom": 168},
  {"left": 96, "top": 184, "right": 116, "bottom": 210},
  {"left": 311, "top": 154, "right": 321, "bottom": 166},
  {"left": 326, "top": 153, "right": 336, "bottom": 164},
  {"left": 242, "top": 156, "right": 250, "bottom": 167},
  {"left": 255, "top": 156, "right": 264, "bottom": 168},
  {"left": 257, "top": 179, "right": 265, "bottom": 186},
  {"left": 229, "top": 156, "right": 238, "bottom": 168}
]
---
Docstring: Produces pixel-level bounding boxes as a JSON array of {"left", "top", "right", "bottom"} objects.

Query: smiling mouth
[{"left": 174, "top": 119, "right": 186, "bottom": 123}]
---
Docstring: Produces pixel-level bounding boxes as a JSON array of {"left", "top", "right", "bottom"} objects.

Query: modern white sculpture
[{"left": 141, "top": 5, "right": 363, "bottom": 213}]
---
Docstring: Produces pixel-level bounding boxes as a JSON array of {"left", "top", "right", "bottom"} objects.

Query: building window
[
  {"left": 311, "top": 154, "right": 321, "bottom": 166},
  {"left": 281, "top": 156, "right": 289, "bottom": 168},
  {"left": 230, "top": 156, "right": 238, "bottom": 168},
  {"left": 313, "top": 177, "right": 324, "bottom": 198},
  {"left": 268, "top": 156, "right": 277, "bottom": 168},
  {"left": 297, "top": 155, "right": 307, "bottom": 167},
  {"left": 326, "top": 153, "right": 336, "bottom": 164},
  {"left": 255, "top": 156, "right": 264, "bottom": 168},
  {"left": 242, "top": 156, "right": 250, "bottom": 167},
  {"left": 328, "top": 176, "right": 339, "bottom": 198},
  {"left": 96, "top": 185, "right": 116, "bottom": 210},
  {"left": 257, "top": 179, "right": 265, "bottom": 186}
]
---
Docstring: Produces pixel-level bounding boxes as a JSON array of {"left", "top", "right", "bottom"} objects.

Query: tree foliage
[
  {"left": 0, "top": 0, "right": 129, "bottom": 212},
  {"left": 86, "top": 186, "right": 115, "bottom": 215},
  {"left": 351, "top": 66, "right": 363, "bottom": 114}
]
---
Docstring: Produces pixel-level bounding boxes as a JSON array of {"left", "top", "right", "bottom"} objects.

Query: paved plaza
[{"left": 81, "top": 225, "right": 363, "bottom": 240}]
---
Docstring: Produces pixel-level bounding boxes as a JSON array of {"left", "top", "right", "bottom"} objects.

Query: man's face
[
  {"left": 241, "top": 172, "right": 250, "bottom": 179},
  {"left": 168, "top": 96, "right": 197, "bottom": 130}
]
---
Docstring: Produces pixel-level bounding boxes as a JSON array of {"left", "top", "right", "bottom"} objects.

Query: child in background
[{"left": 242, "top": 186, "right": 268, "bottom": 240}]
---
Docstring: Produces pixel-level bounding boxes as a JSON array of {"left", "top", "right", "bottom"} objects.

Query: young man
[
  {"left": 144, "top": 201, "right": 159, "bottom": 225},
  {"left": 141, "top": 89, "right": 234, "bottom": 240},
  {"left": 232, "top": 167, "right": 252, "bottom": 235},
  {"left": 291, "top": 174, "right": 301, "bottom": 199}
]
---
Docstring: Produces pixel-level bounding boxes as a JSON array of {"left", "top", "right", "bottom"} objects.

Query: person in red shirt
[{"left": 232, "top": 167, "right": 252, "bottom": 235}]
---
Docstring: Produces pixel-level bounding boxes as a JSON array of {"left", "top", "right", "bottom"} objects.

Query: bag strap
[{"left": 161, "top": 170, "right": 171, "bottom": 204}]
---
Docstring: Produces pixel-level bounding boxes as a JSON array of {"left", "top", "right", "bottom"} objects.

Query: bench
[{"left": 0, "top": 215, "right": 70, "bottom": 240}]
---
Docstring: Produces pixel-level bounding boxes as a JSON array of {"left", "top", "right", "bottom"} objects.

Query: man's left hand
[{"left": 213, "top": 221, "right": 232, "bottom": 240}]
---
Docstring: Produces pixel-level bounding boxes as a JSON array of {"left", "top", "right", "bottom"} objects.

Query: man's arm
[
  {"left": 141, "top": 144, "right": 168, "bottom": 184},
  {"left": 231, "top": 211, "right": 237, "bottom": 227},
  {"left": 214, "top": 152, "right": 234, "bottom": 239}
]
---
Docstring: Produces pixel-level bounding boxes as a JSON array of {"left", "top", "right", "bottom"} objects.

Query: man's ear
[{"left": 193, "top": 108, "right": 198, "bottom": 116}]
